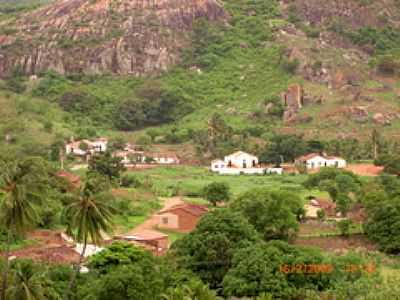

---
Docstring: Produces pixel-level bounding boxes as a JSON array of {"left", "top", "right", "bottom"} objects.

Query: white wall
[
  {"left": 65, "top": 145, "right": 86, "bottom": 156},
  {"left": 91, "top": 141, "right": 107, "bottom": 152},
  {"left": 224, "top": 152, "right": 258, "bottom": 168},
  {"left": 211, "top": 161, "right": 226, "bottom": 172},
  {"left": 216, "top": 168, "right": 265, "bottom": 175},
  {"left": 306, "top": 156, "right": 328, "bottom": 169},
  {"left": 306, "top": 156, "right": 346, "bottom": 169},
  {"left": 154, "top": 157, "right": 178, "bottom": 164}
]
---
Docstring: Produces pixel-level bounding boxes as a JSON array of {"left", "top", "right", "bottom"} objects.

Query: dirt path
[{"left": 127, "top": 196, "right": 184, "bottom": 234}]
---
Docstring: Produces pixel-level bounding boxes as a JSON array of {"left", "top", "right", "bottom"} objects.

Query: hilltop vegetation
[{"left": 1, "top": 0, "right": 400, "bottom": 160}]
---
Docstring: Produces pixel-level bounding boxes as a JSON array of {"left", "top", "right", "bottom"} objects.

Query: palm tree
[
  {"left": 0, "top": 157, "right": 48, "bottom": 300},
  {"left": 6, "top": 260, "right": 59, "bottom": 300},
  {"left": 63, "top": 183, "right": 115, "bottom": 299}
]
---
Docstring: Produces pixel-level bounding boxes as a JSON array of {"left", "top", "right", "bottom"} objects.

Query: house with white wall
[
  {"left": 113, "top": 149, "right": 145, "bottom": 165},
  {"left": 65, "top": 138, "right": 108, "bottom": 157},
  {"left": 295, "top": 153, "right": 346, "bottom": 170},
  {"left": 145, "top": 152, "right": 180, "bottom": 165},
  {"left": 211, "top": 151, "right": 282, "bottom": 175}
]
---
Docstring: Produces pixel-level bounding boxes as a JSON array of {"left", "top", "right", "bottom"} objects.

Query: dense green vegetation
[{"left": 1, "top": 154, "right": 400, "bottom": 299}]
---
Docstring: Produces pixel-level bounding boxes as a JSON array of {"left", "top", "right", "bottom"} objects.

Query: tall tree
[
  {"left": 0, "top": 157, "right": 48, "bottom": 300},
  {"left": 230, "top": 189, "right": 303, "bottom": 241},
  {"left": 88, "top": 151, "right": 125, "bottom": 182},
  {"left": 260, "top": 134, "right": 308, "bottom": 164},
  {"left": 203, "top": 182, "right": 230, "bottom": 206},
  {"left": 63, "top": 182, "right": 115, "bottom": 299}
]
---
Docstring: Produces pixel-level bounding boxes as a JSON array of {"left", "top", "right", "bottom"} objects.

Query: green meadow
[{"left": 127, "top": 166, "right": 328, "bottom": 201}]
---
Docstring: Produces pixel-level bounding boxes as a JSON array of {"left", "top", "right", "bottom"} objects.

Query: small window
[
  {"left": 215, "top": 165, "right": 219, "bottom": 169},
  {"left": 162, "top": 217, "right": 168, "bottom": 225}
]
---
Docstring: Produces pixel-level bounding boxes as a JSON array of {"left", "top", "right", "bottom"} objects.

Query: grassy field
[
  {"left": 111, "top": 187, "right": 162, "bottom": 233},
  {"left": 127, "top": 166, "right": 329, "bottom": 202}
]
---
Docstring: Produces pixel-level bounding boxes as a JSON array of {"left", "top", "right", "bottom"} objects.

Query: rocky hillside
[
  {"left": 1, "top": 0, "right": 400, "bottom": 148},
  {"left": 0, "top": 0, "right": 225, "bottom": 76}
]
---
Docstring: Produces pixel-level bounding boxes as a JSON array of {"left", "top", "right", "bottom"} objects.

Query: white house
[
  {"left": 114, "top": 148, "right": 145, "bottom": 165},
  {"left": 211, "top": 151, "right": 280, "bottom": 175},
  {"left": 295, "top": 153, "right": 347, "bottom": 170},
  {"left": 224, "top": 151, "right": 259, "bottom": 168},
  {"left": 89, "top": 138, "right": 108, "bottom": 153},
  {"left": 65, "top": 140, "right": 89, "bottom": 156},
  {"left": 65, "top": 138, "right": 108, "bottom": 156}
]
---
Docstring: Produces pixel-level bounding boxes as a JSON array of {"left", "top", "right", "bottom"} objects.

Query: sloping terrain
[{"left": 1, "top": 0, "right": 400, "bottom": 151}]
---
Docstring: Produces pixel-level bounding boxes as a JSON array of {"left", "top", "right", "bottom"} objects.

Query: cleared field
[{"left": 127, "top": 165, "right": 329, "bottom": 201}]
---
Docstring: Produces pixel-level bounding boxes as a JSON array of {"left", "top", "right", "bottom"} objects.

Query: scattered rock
[
  {"left": 284, "top": 112, "right": 313, "bottom": 125},
  {"left": 226, "top": 107, "right": 237, "bottom": 115},
  {"left": 372, "top": 113, "right": 392, "bottom": 126},
  {"left": 349, "top": 106, "right": 369, "bottom": 123},
  {"left": 360, "top": 95, "right": 375, "bottom": 102},
  {"left": 264, "top": 102, "right": 274, "bottom": 114},
  {"left": 372, "top": 113, "right": 386, "bottom": 125}
]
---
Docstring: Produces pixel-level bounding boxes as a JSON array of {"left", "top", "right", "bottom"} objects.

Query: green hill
[{"left": 1, "top": 0, "right": 400, "bottom": 160}]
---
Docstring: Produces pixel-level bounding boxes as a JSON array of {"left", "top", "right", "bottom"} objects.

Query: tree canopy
[
  {"left": 230, "top": 189, "right": 303, "bottom": 241},
  {"left": 172, "top": 209, "right": 260, "bottom": 288}
]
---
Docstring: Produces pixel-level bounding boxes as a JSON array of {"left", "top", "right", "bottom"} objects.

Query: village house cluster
[
  {"left": 65, "top": 137, "right": 180, "bottom": 166},
  {"left": 211, "top": 151, "right": 347, "bottom": 175}
]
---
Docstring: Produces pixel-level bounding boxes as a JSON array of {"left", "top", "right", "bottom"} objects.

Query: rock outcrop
[
  {"left": 281, "top": 83, "right": 306, "bottom": 123},
  {"left": 0, "top": 0, "right": 226, "bottom": 76}
]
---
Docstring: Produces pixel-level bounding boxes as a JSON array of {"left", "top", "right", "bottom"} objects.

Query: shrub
[
  {"left": 281, "top": 58, "right": 300, "bottom": 74},
  {"left": 337, "top": 219, "right": 352, "bottom": 237},
  {"left": 317, "top": 209, "right": 326, "bottom": 221},
  {"left": 120, "top": 174, "right": 141, "bottom": 188}
]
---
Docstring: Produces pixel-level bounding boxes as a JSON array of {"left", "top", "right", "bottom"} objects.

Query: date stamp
[{"left": 279, "top": 263, "right": 376, "bottom": 274}]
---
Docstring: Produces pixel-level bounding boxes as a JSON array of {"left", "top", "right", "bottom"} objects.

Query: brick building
[{"left": 155, "top": 204, "right": 208, "bottom": 233}]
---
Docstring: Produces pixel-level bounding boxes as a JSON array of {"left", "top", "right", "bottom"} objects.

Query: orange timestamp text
[
  {"left": 280, "top": 264, "right": 334, "bottom": 274},
  {"left": 280, "top": 263, "right": 376, "bottom": 274}
]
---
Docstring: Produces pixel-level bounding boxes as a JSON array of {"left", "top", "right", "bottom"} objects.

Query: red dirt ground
[
  {"left": 345, "top": 163, "right": 383, "bottom": 176},
  {"left": 294, "top": 234, "right": 377, "bottom": 252},
  {"left": 3, "top": 230, "right": 79, "bottom": 264}
]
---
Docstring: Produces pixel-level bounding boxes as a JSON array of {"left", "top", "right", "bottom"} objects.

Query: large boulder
[{"left": 0, "top": 0, "right": 226, "bottom": 77}]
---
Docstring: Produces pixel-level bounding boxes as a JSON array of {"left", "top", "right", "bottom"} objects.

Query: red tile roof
[
  {"left": 123, "top": 230, "right": 168, "bottom": 241},
  {"left": 56, "top": 171, "right": 81, "bottom": 188},
  {"left": 296, "top": 153, "right": 324, "bottom": 162},
  {"left": 310, "top": 199, "right": 337, "bottom": 217},
  {"left": 159, "top": 204, "right": 209, "bottom": 217}
]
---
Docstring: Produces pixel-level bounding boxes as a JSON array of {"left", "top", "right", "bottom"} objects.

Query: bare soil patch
[
  {"left": 345, "top": 163, "right": 383, "bottom": 176},
  {"left": 294, "top": 234, "right": 377, "bottom": 252},
  {"left": 2, "top": 230, "right": 79, "bottom": 264}
]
